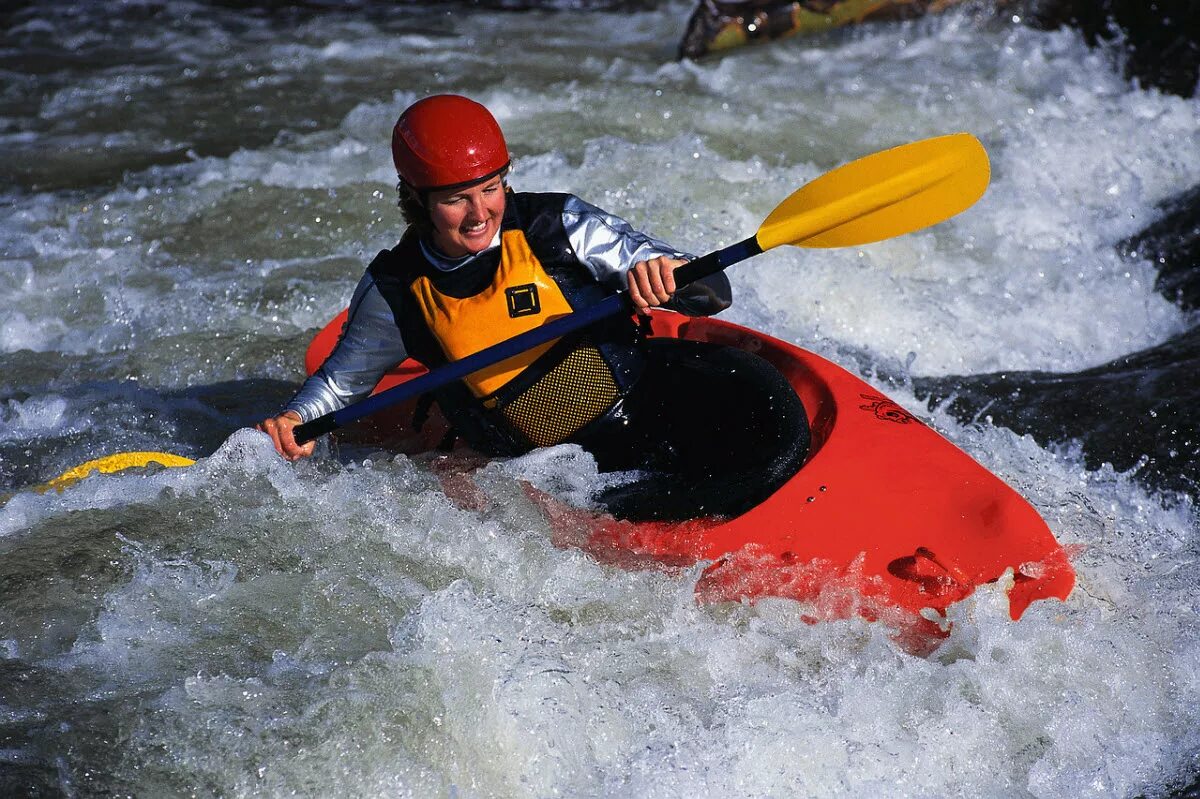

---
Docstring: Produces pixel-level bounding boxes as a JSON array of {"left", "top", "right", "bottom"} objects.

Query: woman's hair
[{"left": 397, "top": 180, "right": 433, "bottom": 239}]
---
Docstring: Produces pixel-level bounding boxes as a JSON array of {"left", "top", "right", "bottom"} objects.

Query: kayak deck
[{"left": 306, "top": 310, "right": 1076, "bottom": 646}]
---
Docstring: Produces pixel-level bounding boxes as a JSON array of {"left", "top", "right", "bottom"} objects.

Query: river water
[{"left": 2, "top": 2, "right": 1199, "bottom": 797}]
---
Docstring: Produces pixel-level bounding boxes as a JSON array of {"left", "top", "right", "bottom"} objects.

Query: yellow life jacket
[
  {"left": 409, "top": 228, "right": 574, "bottom": 398},
  {"left": 411, "top": 227, "right": 626, "bottom": 448}
]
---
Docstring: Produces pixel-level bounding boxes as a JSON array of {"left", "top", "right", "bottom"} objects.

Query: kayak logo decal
[
  {"left": 859, "top": 393, "right": 917, "bottom": 424},
  {"left": 506, "top": 284, "right": 541, "bottom": 318}
]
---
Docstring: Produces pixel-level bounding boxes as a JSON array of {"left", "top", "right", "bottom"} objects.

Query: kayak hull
[{"left": 306, "top": 310, "right": 1075, "bottom": 643}]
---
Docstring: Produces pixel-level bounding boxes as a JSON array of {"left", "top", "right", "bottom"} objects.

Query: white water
[{"left": 1, "top": 3, "right": 1199, "bottom": 797}]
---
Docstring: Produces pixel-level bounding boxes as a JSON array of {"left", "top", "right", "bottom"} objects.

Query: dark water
[{"left": 917, "top": 322, "right": 1200, "bottom": 499}]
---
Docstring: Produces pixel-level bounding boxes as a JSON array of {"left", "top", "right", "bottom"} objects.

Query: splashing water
[{"left": 1, "top": 2, "right": 1198, "bottom": 797}]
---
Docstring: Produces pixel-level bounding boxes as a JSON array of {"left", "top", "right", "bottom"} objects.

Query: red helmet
[{"left": 391, "top": 95, "right": 510, "bottom": 191}]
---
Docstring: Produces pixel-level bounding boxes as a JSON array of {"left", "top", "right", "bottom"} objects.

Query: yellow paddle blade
[
  {"left": 34, "top": 451, "right": 196, "bottom": 495},
  {"left": 755, "top": 132, "right": 990, "bottom": 251}
]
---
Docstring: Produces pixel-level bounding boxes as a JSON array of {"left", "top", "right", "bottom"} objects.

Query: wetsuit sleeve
[
  {"left": 561, "top": 195, "right": 732, "bottom": 316},
  {"left": 283, "top": 272, "right": 409, "bottom": 422}
]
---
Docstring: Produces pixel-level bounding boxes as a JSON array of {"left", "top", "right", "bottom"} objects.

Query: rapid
[{"left": 2, "top": 2, "right": 1199, "bottom": 796}]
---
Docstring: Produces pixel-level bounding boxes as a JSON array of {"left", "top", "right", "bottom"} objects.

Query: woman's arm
[
  {"left": 561, "top": 195, "right": 732, "bottom": 316},
  {"left": 258, "top": 272, "right": 409, "bottom": 459}
]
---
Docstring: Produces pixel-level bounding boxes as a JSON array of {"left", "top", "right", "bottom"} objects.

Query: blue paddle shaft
[{"left": 293, "top": 235, "right": 763, "bottom": 445}]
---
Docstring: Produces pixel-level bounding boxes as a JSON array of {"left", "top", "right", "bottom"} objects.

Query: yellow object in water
[
  {"left": 678, "top": 0, "right": 971, "bottom": 60},
  {"left": 34, "top": 451, "right": 196, "bottom": 494}
]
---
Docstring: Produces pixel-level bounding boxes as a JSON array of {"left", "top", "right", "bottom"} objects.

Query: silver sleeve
[
  {"left": 561, "top": 195, "right": 730, "bottom": 316},
  {"left": 284, "top": 272, "right": 410, "bottom": 422},
  {"left": 562, "top": 195, "right": 694, "bottom": 288}
]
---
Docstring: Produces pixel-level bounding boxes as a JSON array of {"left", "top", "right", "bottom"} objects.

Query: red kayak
[{"left": 307, "top": 309, "right": 1075, "bottom": 648}]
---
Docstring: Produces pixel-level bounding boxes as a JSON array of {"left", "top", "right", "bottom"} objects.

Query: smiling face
[{"left": 426, "top": 176, "right": 506, "bottom": 257}]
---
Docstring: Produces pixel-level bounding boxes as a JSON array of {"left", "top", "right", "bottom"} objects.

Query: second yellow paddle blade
[
  {"left": 756, "top": 132, "right": 990, "bottom": 251},
  {"left": 36, "top": 451, "right": 196, "bottom": 494}
]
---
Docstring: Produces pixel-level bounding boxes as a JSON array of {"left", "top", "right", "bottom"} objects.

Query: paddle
[{"left": 29, "top": 132, "right": 989, "bottom": 490}]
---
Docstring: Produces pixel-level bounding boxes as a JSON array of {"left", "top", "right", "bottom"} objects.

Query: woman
[{"left": 260, "top": 94, "right": 807, "bottom": 520}]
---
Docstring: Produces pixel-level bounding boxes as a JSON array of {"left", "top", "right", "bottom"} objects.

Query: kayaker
[{"left": 259, "top": 94, "right": 809, "bottom": 520}]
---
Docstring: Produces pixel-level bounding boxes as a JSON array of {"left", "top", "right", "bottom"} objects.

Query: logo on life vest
[{"left": 506, "top": 284, "right": 541, "bottom": 318}]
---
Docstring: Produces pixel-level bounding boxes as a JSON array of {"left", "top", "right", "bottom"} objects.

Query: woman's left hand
[{"left": 627, "top": 256, "right": 686, "bottom": 316}]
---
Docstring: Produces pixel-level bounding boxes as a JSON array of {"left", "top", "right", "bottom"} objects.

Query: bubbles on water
[
  {"left": 496, "top": 443, "right": 635, "bottom": 511},
  {"left": 0, "top": 395, "right": 71, "bottom": 436}
]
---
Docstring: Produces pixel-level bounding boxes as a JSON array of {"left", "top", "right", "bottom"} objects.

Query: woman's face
[{"left": 427, "top": 176, "right": 506, "bottom": 257}]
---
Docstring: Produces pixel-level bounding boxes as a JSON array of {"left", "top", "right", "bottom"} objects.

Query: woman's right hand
[
  {"left": 256, "top": 411, "right": 316, "bottom": 461},
  {"left": 627, "top": 255, "right": 685, "bottom": 316}
]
